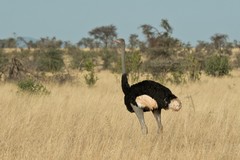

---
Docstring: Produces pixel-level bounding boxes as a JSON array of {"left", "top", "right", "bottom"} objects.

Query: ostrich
[{"left": 115, "top": 38, "right": 182, "bottom": 134}]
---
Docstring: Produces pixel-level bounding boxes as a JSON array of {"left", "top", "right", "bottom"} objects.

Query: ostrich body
[{"left": 116, "top": 38, "right": 182, "bottom": 134}]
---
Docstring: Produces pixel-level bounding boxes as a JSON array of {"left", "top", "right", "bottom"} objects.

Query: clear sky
[{"left": 0, "top": 0, "right": 239, "bottom": 45}]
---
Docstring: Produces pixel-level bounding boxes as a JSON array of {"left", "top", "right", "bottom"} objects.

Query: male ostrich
[{"left": 115, "top": 38, "right": 182, "bottom": 134}]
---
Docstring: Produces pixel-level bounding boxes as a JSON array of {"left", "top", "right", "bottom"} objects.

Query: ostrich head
[
  {"left": 114, "top": 38, "right": 126, "bottom": 51},
  {"left": 168, "top": 98, "right": 182, "bottom": 111},
  {"left": 114, "top": 38, "right": 125, "bottom": 46}
]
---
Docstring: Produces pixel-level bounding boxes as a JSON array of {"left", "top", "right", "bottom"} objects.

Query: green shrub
[
  {"left": 84, "top": 59, "right": 95, "bottom": 72},
  {"left": 204, "top": 54, "right": 231, "bottom": 76},
  {"left": 17, "top": 78, "right": 50, "bottom": 94},
  {"left": 37, "top": 49, "right": 64, "bottom": 72},
  {"left": 112, "top": 51, "right": 142, "bottom": 82},
  {"left": 127, "top": 51, "right": 142, "bottom": 82},
  {"left": 68, "top": 49, "right": 98, "bottom": 86},
  {"left": 84, "top": 71, "right": 98, "bottom": 87},
  {"left": 83, "top": 59, "right": 98, "bottom": 87},
  {"left": 70, "top": 49, "right": 97, "bottom": 70},
  {"left": 101, "top": 49, "right": 117, "bottom": 70}
]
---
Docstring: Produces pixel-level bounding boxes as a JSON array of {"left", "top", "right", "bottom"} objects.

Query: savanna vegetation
[
  {"left": 1, "top": 19, "right": 240, "bottom": 159},
  {"left": 1, "top": 19, "right": 240, "bottom": 87}
]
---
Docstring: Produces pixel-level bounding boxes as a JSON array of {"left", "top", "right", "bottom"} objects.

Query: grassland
[{"left": 0, "top": 71, "right": 240, "bottom": 160}]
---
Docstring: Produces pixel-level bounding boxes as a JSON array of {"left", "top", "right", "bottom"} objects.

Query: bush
[
  {"left": 70, "top": 49, "right": 97, "bottom": 70},
  {"left": 84, "top": 71, "right": 98, "bottom": 87},
  {"left": 84, "top": 59, "right": 98, "bottom": 87},
  {"left": 68, "top": 49, "right": 98, "bottom": 86},
  {"left": 185, "top": 54, "right": 201, "bottom": 81},
  {"left": 168, "top": 71, "right": 186, "bottom": 85},
  {"left": 143, "top": 58, "right": 168, "bottom": 83},
  {"left": 0, "top": 50, "right": 9, "bottom": 71},
  {"left": 17, "top": 78, "right": 50, "bottom": 94},
  {"left": 84, "top": 59, "right": 95, "bottom": 72},
  {"left": 204, "top": 54, "right": 231, "bottom": 76},
  {"left": 37, "top": 49, "right": 64, "bottom": 72},
  {"left": 101, "top": 49, "right": 117, "bottom": 70},
  {"left": 112, "top": 51, "right": 142, "bottom": 82},
  {"left": 234, "top": 53, "right": 240, "bottom": 68}
]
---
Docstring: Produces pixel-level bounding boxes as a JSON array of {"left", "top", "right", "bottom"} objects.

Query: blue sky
[{"left": 0, "top": 0, "right": 239, "bottom": 45}]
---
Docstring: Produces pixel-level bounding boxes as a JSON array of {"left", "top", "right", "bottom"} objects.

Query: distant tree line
[{"left": 1, "top": 19, "right": 240, "bottom": 86}]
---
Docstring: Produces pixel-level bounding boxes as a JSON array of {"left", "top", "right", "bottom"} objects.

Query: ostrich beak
[{"left": 114, "top": 39, "right": 121, "bottom": 44}]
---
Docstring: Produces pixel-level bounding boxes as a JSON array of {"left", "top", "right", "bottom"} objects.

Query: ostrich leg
[
  {"left": 131, "top": 104, "right": 148, "bottom": 134},
  {"left": 152, "top": 109, "right": 163, "bottom": 134}
]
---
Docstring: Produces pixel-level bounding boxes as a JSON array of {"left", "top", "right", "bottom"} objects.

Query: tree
[
  {"left": 209, "top": 34, "right": 233, "bottom": 55},
  {"left": 89, "top": 25, "right": 117, "bottom": 48},
  {"left": 36, "top": 49, "right": 64, "bottom": 72},
  {"left": 77, "top": 37, "right": 95, "bottom": 49},
  {"left": 17, "top": 37, "right": 36, "bottom": 49},
  {"left": 233, "top": 40, "right": 240, "bottom": 48},
  {"left": 139, "top": 19, "right": 187, "bottom": 82},
  {"left": 139, "top": 19, "right": 175, "bottom": 49},
  {"left": 139, "top": 19, "right": 180, "bottom": 57},
  {"left": 160, "top": 19, "right": 173, "bottom": 36},
  {"left": 139, "top": 24, "right": 159, "bottom": 48},
  {"left": 128, "top": 34, "right": 141, "bottom": 50},
  {"left": 35, "top": 37, "right": 63, "bottom": 48},
  {"left": 0, "top": 38, "right": 17, "bottom": 48},
  {"left": 63, "top": 41, "right": 76, "bottom": 49},
  {"left": 210, "top": 34, "right": 228, "bottom": 51},
  {"left": 139, "top": 24, "right": 155, "bottom": 40},
  {"left": 8, "top": 38, "right": 17, "bottom": 48}
]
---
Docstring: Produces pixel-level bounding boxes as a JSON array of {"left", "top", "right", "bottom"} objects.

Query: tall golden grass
[{"left": 0, "top": 71, "right": 240, "bottom": 160}]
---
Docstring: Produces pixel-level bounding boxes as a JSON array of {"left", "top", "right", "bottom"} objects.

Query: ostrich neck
[{"left": 121, "top": 46, "right": 126, "bottom": 74}]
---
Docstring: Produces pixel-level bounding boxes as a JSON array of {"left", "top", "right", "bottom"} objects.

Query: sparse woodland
[{"left": 1, "top": 20, "right": 240, "bottom": 88}]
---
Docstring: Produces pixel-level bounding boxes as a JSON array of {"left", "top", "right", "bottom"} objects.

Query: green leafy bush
[
  {"left": 84, "top": 71, "right": 98, "bottom": 87},
  {"left": 37, "top": 49, "right": 64, "bottom": 72},
  {"left": 84, "top": 59, "right": 98, "bottom": 87},
  {"left": 204, "top": 54, "right": 231, "bottom": 76},
  {"left": 17, "top": 78, "right": 50, "bottom": 94},
  {"left": 84, "top": 59, "right": 95, "bottom": 72}
]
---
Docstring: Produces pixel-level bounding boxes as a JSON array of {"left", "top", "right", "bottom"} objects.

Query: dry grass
[{"left": 0, "top": 71, "right": 240, "bottom": 160}]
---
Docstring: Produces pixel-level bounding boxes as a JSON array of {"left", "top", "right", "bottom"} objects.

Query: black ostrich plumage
[{"left": 121, "top": 74, "right": 177, "bottom": 113}]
